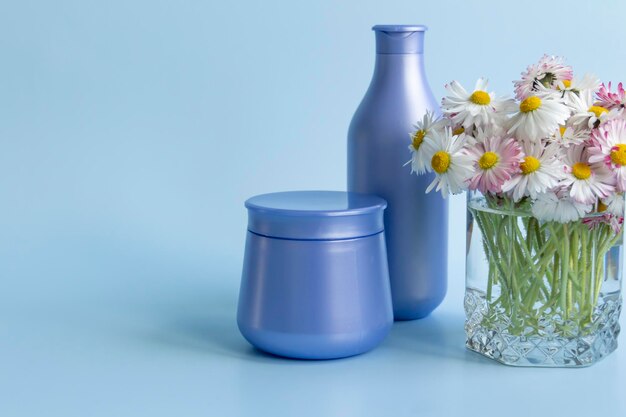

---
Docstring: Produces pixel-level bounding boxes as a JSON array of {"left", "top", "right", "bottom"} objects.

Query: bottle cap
[{"left": 372, "top": 24, "right": 427, "bottom": 54}]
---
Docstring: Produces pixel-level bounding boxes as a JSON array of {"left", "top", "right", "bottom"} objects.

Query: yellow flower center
[
  {"left": 412, "top": 130, "right": 425, "bottom": 150},
  {"left": 572, "top": 162, "right": 592, "bottom": 180},
  {"left": 598, "top": 201, "right": 608, "bottom": 212},
  {"left": 520, "top": 156, "right": 541, "bottom": 175},
  {"left": 478, "top": 151, "right": 499, "bottom": 170},
  {"left": 452, "top": 126, "right": 465, "bottom": 136},
  {"left": 469, "top": 90, "right": 491, "bottom": 105},
  {"left": 520, "top": 96, "right": 542, "bottom": 113},
  {"left": 558, "top": 79, "right": 572, "bottom": 90},
  {"left": 431, "top": 151, "right": 451, "bottom": 174},
  {"left": 559, "top": 125, "right": 567, "bottom": 136},
  {"left": 588, "top": 105, "right": 608, "bottom": 118},
  {"left": 610, "top": 144, "right": 626, "bottom": 166}
]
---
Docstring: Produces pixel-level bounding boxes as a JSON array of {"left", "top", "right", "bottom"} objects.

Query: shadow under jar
[{"left": 465, "top": 192, "right": 624, "bottom": 367}]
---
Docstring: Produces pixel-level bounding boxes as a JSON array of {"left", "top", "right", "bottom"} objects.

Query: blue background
[{"left": 2, "top": 0, "right": 626, "bottom": 416}]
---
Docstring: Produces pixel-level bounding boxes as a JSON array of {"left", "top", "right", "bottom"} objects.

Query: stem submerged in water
[{"left": 471, "top": 197, "right": 622, "bottom": 336}]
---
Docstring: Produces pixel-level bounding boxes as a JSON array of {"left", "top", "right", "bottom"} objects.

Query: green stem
[
  {"left": 580, "top": 224, "right": 589, "bottom": 314},
  {"left": 470, "top": 196, "right": 623, "bottom": 337},
  {"left": 560, "top": 223, "right": 570, "bottom": 318}
]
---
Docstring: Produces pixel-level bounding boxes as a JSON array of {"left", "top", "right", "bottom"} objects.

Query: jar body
[
  {"left": 348, "top": 28, "right": 447, "bottom": 320},
  {"left": 465, "top": 193, "right": 624, "bottom": 367},
  {"left": 238, "top": 231, "right": 393, "bottom": 359}
]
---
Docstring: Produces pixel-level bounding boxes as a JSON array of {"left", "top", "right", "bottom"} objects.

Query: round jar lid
[{"left": 245, "top": 191, "right": 387, "bottom": 240}]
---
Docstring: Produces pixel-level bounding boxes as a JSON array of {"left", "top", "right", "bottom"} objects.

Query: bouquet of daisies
[
  {"left": 409, "top": 55, "right": 626, "bottom": 335},
  {"left": 409, "top": 55, "right": 625, "bottom": 226}
]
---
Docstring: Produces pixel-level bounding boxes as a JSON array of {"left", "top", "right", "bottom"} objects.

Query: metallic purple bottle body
[{"left": 347, "top": 25, "right": 448, "bottom": 320}]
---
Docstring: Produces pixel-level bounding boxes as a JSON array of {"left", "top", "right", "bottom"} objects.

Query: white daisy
[
  {"left": 450, "top": 124, "right": 468, "bottom": 137},
  {"left": 600, "top": 193, "right": 625, "bottom": 216},
  {"left": 560, "top": 144, "right": 615, "bottom": 204},
  {"left": 422, "top": 127, "right": 474, "bottom": 197},
  {"left": 568, "top": 93, "right": 612, "bottom": 129},
  {"left": 501, "top": 141, "right": 564, "bottom": 201},
  {"left": 554, "top": 73, "right": 601, "bottom": 107},
  {"left": 472, "top": 123, "right": 508, "bottom": 143},
  {"left": 441, "top": 78, "right": 516, "bottom": 131},
  {"left": 551, "top": 125, "right": 589, "bottom": 148},
  {"left": 531, "top": 190, "right": 593, "bottom": 223},
  {"left": 408, "top": 110, "right": 445, "bottom": 174},
  {"left": 507, "top": 95, "right": 570, "bottom": 142}
]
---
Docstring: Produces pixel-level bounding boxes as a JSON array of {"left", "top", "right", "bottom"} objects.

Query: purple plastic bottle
[{"left": 348, "top": 25, "right": 447, "bottom": 320}]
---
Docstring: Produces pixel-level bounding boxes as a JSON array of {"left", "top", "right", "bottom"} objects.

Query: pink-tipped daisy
[
  {"left": 513, "top": 55, "right": 573, "bottom": 100},
  {"left": 466, "top": 136, "right": 523, "bottom": 194},
  {"left": 560, "top": 144, "right": 615, "bottom": 204},
  {"left": 607, "top": 214, "right": 623, "bottom": 234},
  {"left": 588, "top": 119, "right": 626, "bottom": 191},
  {"left": 582, "top": 213, "right": 623, "bottom": 234},
  {"left": 596, "top": 82, "right": 626, "bottom": 110},
  {"left": 501, "top": 141, "right": 564, "bottom": 201}
]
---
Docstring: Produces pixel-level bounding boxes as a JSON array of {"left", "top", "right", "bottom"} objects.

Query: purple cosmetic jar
[{"left": 237, "top": 191, "right": 393, "bottom": 359}]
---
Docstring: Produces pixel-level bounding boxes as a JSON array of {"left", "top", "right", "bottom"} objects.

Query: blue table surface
[
  {"left": 4, "top": 1, "right": 626, "bottom": 415},
  {"left": 2, "top": 240, "right": 625, "bottom": 417}
]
